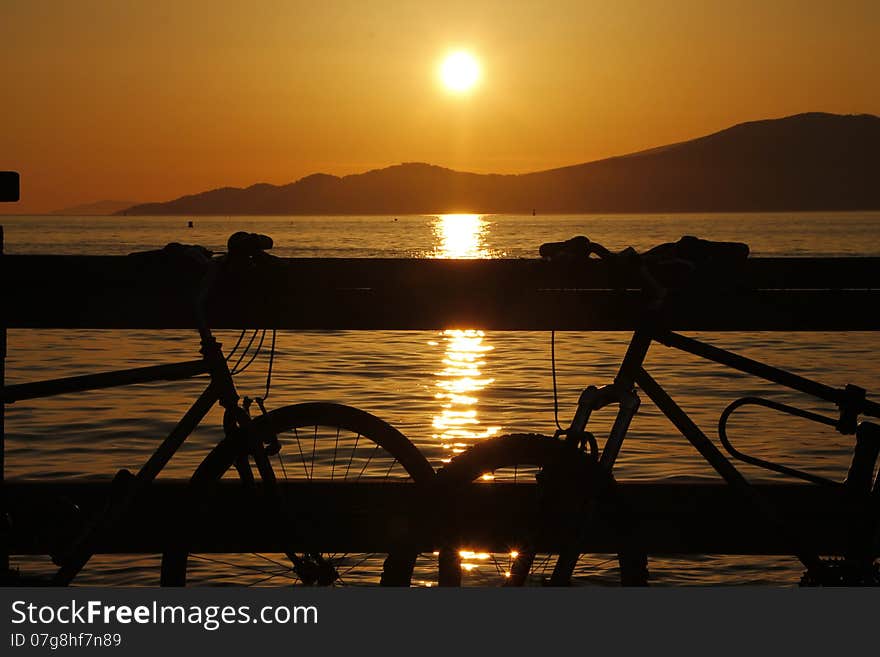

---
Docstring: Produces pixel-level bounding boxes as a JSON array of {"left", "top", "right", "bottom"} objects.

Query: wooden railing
[{"left": 2, "top": 245, "right": 879, "bottom": 559}]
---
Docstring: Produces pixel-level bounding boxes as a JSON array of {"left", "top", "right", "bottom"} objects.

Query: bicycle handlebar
[
  {"left": 540, "top": 235, "right": 751, "bottom": 306},
  {"left": 128, "top": 232, "right": 277, "bottom": 333},
  {"left": 540, "top": 235, "right": 749, "bottom": 270}
]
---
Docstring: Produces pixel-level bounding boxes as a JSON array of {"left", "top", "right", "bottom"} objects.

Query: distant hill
[
  {"left": 54, "top": 199, "right": 139, "bottom": 215},
  {"left": 118, "top": 113, "right": 880, "bottom": 215}
]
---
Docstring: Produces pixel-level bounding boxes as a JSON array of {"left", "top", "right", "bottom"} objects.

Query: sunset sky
[{"left": 2, "top": 0, "right": 878, "bottom": 213}]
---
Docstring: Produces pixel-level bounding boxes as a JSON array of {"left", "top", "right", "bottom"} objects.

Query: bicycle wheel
[
  {"left": 433, "top": 433, "right": 614, "bottom": 586},
  {"left": 161, "top": 402, "right": 433, "bottom": 586}
]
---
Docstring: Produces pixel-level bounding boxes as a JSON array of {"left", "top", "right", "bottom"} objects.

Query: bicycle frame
[
  {"left": 2, "top": 312, "right": 255, "bottom": 583},
  {"left": 3, "top": 329, "right": 238, "bottom": 470},
  {"left": 560, "top": 322, "right": 880, "bottom": 574}
]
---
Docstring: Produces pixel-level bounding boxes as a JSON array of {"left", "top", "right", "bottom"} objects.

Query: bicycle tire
[
  {"left": 160, "top": 402, "right": 433, "bottom": 586},
  {"left": 434, "top": 433, "right": 607, "bottom": 586}
]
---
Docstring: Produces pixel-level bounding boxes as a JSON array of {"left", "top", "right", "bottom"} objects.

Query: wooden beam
[
  {"left": 5, "top": 255, "right": 880, "bottom": 330},
  {"left": 5, "top": 481, "right": 874, "bottom": 555}
]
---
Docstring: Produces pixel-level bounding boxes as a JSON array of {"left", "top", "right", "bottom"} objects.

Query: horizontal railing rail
[
  {"left": 2, "top": 251, "right": 879, "bottom": 565},
  {"left": 4, "top": 255, "right": 880, "bottom": 330},
  {"left": 4, "top": 480, "right": 869, "bottom": 556}
]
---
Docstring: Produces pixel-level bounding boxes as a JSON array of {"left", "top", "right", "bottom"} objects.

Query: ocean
[{"left": 3, "top": 211, "right": 880, "bottom": 585}]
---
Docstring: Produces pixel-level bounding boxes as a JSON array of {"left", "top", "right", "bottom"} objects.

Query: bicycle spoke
[
  {"left": 490, "top": 553, "right": 504, "bottom": 576},
  {"left": 357, "top": 443, "right": 381, "bottom": 481},
  {"left": 250, "top": 552, "right": 291, "bottom": 570},
  {"left": 189, "top": 554, "right": 298, "bottom": 582},
  {"left": 292, "top": 427, "right": 310, "bottom": 479},
  {"left": 344, "top": 433, "right": 361, "bottom": 480},
  {"left": 276, "top": 452, "right": 288, "bottom": 481},
  {"left": 310, "top": 425, "right": 318, "bottom": 479},
  {"left": 331, "top": 427, "right": 340, "bottom": 480},
  {"left": 534, "top": 553, "right": 554, "bottom": 578},
  {"left": 338, "top": 552, "right": 377, "bottom": 577},
  {"left": 383, "top": 456, "right": 399, "bottom": 480}
]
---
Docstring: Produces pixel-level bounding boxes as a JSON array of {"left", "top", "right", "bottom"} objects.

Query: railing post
[{"left": 1, "top": 225, "right": 8, "bottom": 573}]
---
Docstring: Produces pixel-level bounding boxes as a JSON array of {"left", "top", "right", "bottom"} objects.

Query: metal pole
[
  {"left": 635, "top": 366, "right": 822, "bottom": 571},
  {"left": 656, "top": 330, "right": 841, "bottom": 405},
  {"left": 1, "top": 225, "right": 7, "bottom": 573}
]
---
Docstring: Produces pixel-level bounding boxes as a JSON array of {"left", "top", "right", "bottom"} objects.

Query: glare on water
[
  {"left": 431, "top": 213, "right": 495, "bottom": 259},
  {"left": 5, "top": 211, "right": 880, "bottom": 584},
  {"left": 429, "top": 215, "right": 501, "bottom": 463},
  {"left": 429, "top": 215, "right": 507, "bottom": 576},
  {"left": 432, "top": 329, "right": 500, "bottom": 462}
]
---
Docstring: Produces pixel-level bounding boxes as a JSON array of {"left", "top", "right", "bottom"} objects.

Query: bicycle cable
[
  {"left": 232, "top": 329, "right": 266, "bottom": 375},
  {"left": 551, "top": 330, "right": 563, "bottom": 432},
  {"left": 261, "top": 329, "right": 277, "bottom": 401},
  {"left": 224, "top": 328, "right": 248, "bottom": 362},
  {"left": 230, "top": 329, "right": 261, "bottom": 374}
]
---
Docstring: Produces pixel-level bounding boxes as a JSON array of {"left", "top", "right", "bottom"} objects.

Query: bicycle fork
[
  {"left": 546, "top": 381, "right": 644, "bottom": 585},
  {"left": 546, "top": 326, "right": 824, "bottom": 584}
]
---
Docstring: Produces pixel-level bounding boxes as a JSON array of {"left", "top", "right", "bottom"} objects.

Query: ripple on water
[{"left": 5, "top": 214, "right": 880, "bottom": 584}]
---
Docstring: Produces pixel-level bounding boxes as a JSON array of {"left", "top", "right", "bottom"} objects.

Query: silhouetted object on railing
[
  {"left": 227, "top": 231, "right": 273, "bottom": 258},
  {"left": 526, "top": 235, "right": 880, "bottom": 586},
  {"left": 0, "top": 171, "right": 19, "bottom": 202},
  {"left": 0, "top": 170, "right": 18, "bottom": 574},
  {"left": 2, "top": 231, "right": 880, "bottom": 586},
  {"left": 2, "top": 230, "right": 431, "bottom": 586},
  {"left": 540, "top": 235, "right": 750, "bottom": 304}
]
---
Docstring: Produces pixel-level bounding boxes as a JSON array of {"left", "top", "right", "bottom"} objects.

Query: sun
[{"left": 440, "top": 51, "right": 480, "bottom": 93}]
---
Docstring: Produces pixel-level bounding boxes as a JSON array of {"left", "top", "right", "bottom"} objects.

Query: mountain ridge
[
  {"left": 118, "top": 113, "right": 880, "bottom": 215},
  {"left": 53, "top": 199, "right": 139, "bottom": 215}
]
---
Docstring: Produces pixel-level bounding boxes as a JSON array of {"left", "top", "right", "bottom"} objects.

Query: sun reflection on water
[
  {"left": 429, "top": 214, "right": 504, "bottom": 577},
  {"left": 431, "top": 213, "right": 493, "bottom": 259},
  {"left": 433, "top": 329, "right": 501, "bottom": 462}
]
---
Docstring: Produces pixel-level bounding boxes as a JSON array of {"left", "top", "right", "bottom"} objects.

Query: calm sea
[{"left": 4, "top": 212, "right": 880, "bottom": 585}]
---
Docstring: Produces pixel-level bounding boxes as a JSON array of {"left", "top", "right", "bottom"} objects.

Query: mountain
[
  {"left": 118, "top": 113, "right": 880, "bottom": 215},
  {"left": 54, "top": 199, "right": 139, "bottom": 215}
]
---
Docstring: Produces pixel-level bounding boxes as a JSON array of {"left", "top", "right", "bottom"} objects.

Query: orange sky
[{"left": 2, "top": 0, "right": 878, "bottom": 213}]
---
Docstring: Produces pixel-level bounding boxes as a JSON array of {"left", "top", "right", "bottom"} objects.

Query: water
[{"left": 4, "top": 212, "right": 880, "bottom": 585}]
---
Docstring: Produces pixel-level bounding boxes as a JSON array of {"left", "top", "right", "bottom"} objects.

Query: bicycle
[
  {"left": 3, "top": 231, "right": 434, "bottom": 586},
  {"left": 434, "top": 235, "right": 880, "bottom": 586}
]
